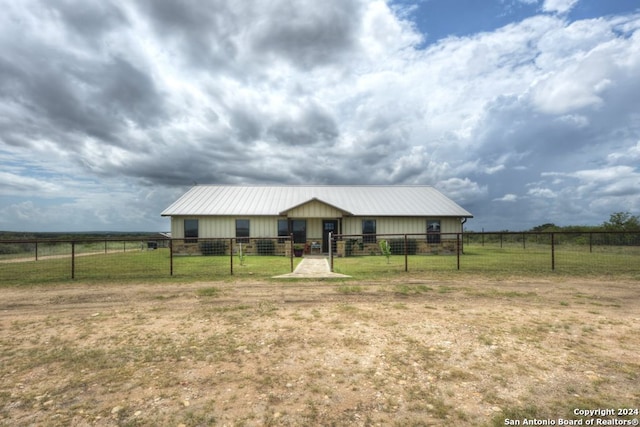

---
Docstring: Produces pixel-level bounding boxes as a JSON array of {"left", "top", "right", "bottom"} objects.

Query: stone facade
[
  {"left": 172, "top": 239, "right": 290, "bottom": 256},
  {"left": 334, "top": 238, "right": 459, "bottom": 257}
]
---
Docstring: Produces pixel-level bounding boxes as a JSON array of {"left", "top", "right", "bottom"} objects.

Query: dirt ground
[{"left": 1, "top": 276, "right": 639, "bottom": 426}]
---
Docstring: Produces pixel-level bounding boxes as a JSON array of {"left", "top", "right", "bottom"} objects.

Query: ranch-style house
[{"left": 161, "top": 185, "right": 473, "bottom": 255}]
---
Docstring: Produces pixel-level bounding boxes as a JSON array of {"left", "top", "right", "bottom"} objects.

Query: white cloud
[
  {"left": 607, "top": 141, "right": 640, "bottom": 164},
  {"left": 527, "top": 187, "right": 556, "bottom": 198},
  {"left": 542, "top": 0, "right": 579, "bottom": 14},
  {"left": 494, "top": 194, "right": 519, "bottom": 202},
  {"left": 0, "top": 172, "right": 61, "bottom": 195}
]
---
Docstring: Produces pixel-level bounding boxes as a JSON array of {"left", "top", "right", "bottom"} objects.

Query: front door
[{"left": 322, "top": 220, "right": 338, "bottom": 253}]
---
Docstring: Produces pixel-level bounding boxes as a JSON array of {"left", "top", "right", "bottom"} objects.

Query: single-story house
[{"left": 161, "top": 185, "right": 473, "bottom": 255}]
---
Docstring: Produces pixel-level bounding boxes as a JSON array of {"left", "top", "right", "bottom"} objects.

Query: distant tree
[
  {"left": 603, "top": 212, "right": 640, "bottom": 231},
  {"left": 530, "top": 223, "right": 558, "bottom": 232}
]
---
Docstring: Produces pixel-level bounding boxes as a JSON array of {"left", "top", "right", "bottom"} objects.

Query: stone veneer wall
[
  {"left": 334, "top": 239, "right": 458, "bottom": 257},
  {"left": 172, "top": 240, "right": 291, "bottom": 256}
]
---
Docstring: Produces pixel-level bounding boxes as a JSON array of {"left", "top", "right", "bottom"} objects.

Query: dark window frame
[
  {"left": 278, "top": 219, "right": 289, "bottom": 243},
  {"left": 184, "top": 219, "right": 199, "bottom": 244},
  {"left": 236, "top": 219, "right": 250, "bottom": 243},
  {"left": 427, "top": 219, "right": 441, "bottom": 244},
  {"left": 291, "top": 219, "right": 307, "bottom": 244},
  {"left": 362, "top": 219, "right": 376, "bottom": 244}
]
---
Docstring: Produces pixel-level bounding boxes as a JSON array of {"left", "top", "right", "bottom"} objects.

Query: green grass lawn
[
  {"left": 0, "top": 249, "right": 302, "bottom": 285},
  {"left": 0, "top": 240, "right": 148, "bottom": 261},
  {"left": 1, "top": 244, "right": 638, "bottom": 286},
  {"left": 333, "top": 243, "right": 640, "bottom": 278}
]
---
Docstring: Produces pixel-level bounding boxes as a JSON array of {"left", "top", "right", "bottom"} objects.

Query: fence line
[
  {"left": 1, "top": 231, "right": 639, "bottom": 283},
  {"left": 0, "top": 236, "right": 296, "bottom": 283},
  {"left": 330, "top": 231, "right": 640, "bottom": 275}
]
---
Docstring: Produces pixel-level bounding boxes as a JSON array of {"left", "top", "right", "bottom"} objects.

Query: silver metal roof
[{"left": 161, "top": 185, "right": 473, "bottom": 217}]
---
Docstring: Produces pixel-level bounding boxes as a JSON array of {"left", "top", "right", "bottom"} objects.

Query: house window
[
  {"left": 184, "top": 219, "right": 198, "bottom": 244},
  {"left": 236, "top": 219, "right": 250, "bottom": 243},
  {"left": 362, "top": 219, "right": 376, "bottom": 244},
  {"left": 278, "top": 219, "right": 289, "bottom": 243},
  {"left": 427, "top": 220, "right": 441, "bottom": 243},
  {"left": 291, "top": 219, "right": 307, "bottom": 244}
]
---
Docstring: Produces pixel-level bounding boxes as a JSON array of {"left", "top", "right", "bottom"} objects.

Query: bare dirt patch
[{"left": 1, "top": 276, "right": 639, "bottom": 426}]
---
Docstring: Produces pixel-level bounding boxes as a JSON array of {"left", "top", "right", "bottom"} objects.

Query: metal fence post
[
  {"left": 457, "top": 233, "right": 461, "bottom": 270},
  {"left": 230, "top": 238, "right": 234, "bottom": 275},
  {"left": 329, "top": 232, "right": 333, "bottom": 272},
  {"left": 71, "top": 241, "right": 75, "bottom": 280},
  {"left": 290, "top": 234, "right": 294, "bottom": 272},
  {"left": 551, "top": 232, "right": 555, "bottom": 270},
  {"left": 169, "top": 239, "right": 173, "bottom": 276},
  {"left": 404, "top": 234, "right": 408, "bottom": 272},
  {"left": 35, "top": 241, "right": 38, "bottom": 261}
]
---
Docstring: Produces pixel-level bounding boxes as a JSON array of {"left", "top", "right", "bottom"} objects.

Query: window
[
  {"left": 236, "top": 219, "right": 250, "bottom": 243},
  {"left": 278, "top": 219, "right": 289, "bottom": 243},
  {"left": 291, "top": 219, "right": 306, "bottom": 244},
  {"left": 184, "top": 219, "right": 198, "bottom": 244},
  {"left": 362, "top": 219, "right": 376, "bottom": 244},
  {"left": 427, "top": 220, "right": 441, "bottom": 243}
]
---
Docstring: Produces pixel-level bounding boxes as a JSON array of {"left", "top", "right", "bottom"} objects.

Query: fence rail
[{"left": 1, "top": 232, "right": 639, "bottom": 284}]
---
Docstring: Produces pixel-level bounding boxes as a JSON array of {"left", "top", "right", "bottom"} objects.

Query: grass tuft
[{"left": 196, "top": 287, "right": 221, "bottom": 297}]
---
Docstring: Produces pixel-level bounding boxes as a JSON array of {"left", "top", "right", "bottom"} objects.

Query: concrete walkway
[{"left": 273, "top": 256, "right": 351, "bottom": 279}]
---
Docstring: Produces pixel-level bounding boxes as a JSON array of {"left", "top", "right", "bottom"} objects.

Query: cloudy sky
[{"left": 1, "top": 0, "right": 639, "bottom": 232}]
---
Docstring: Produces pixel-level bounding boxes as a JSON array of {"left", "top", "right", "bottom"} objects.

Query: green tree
[
  {"left": 603, "top": 212, "right": 640, "bottom": 231},
  {"left": 530, "top": 223, "right": 558, "bottom": 232}
]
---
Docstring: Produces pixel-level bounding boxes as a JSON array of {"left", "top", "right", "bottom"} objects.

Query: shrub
[
  {"left": 345, "top": 239, "right": 363, "bottom": 256},
  {"left": 379, "top": 240, "right": 391, "bottom": 263},
  {"left": 200, "top": 240, "right": 227, "bottom": 256},
  {"left": 0, "top": 243, "right": 27, "bottom": 255},
  {"left": 256, "top": 239, "right": 275, "bottom": 255}
]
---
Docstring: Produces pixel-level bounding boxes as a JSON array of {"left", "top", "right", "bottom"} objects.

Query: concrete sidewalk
[{"left": 273, "top": 256, "right": 351, "bottom": 279}]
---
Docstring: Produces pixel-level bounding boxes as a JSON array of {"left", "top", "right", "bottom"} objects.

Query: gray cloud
[
  {"left": 46, "top": 0, "right": 128, "bottom": 42},
  {"left": 267, "top": 103, "right": 340, "bottom": 146},
  {"left": 135, "top": 0, "right": 241, "bottom": 70},
  {"left": 1, "top": 1, "right": 640, "bottom": 231},
  {"left": 250, "top": 1, "right": 362, "bottom": 69}
]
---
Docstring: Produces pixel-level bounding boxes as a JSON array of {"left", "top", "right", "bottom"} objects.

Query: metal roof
[{"left": 161, "top": 185, "right": 473, "bottom": 218}]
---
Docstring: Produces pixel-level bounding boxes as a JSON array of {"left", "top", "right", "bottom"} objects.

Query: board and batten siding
[
  {"left": 172, "top": 216, "right": 327, "bottom": 240},
  {"left": 171, "top": 216, "right": 284, "bottom": 239},
  {"left": 172, "top": 215, "right": 463, "bottom": 239},
  {"left": 285, "top": 200, "right": 345, "bottom": 218},
  {"left": 342, "top": 217, "right": 462, "bottom": 237}
]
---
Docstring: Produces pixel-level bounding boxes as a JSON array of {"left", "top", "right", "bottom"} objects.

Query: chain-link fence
[
  {"left": 0, "top": 237, "right": 295, "bottom": 284},
  {"left": 330, "top": 231, "right": 640, "bottom": 276}
]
